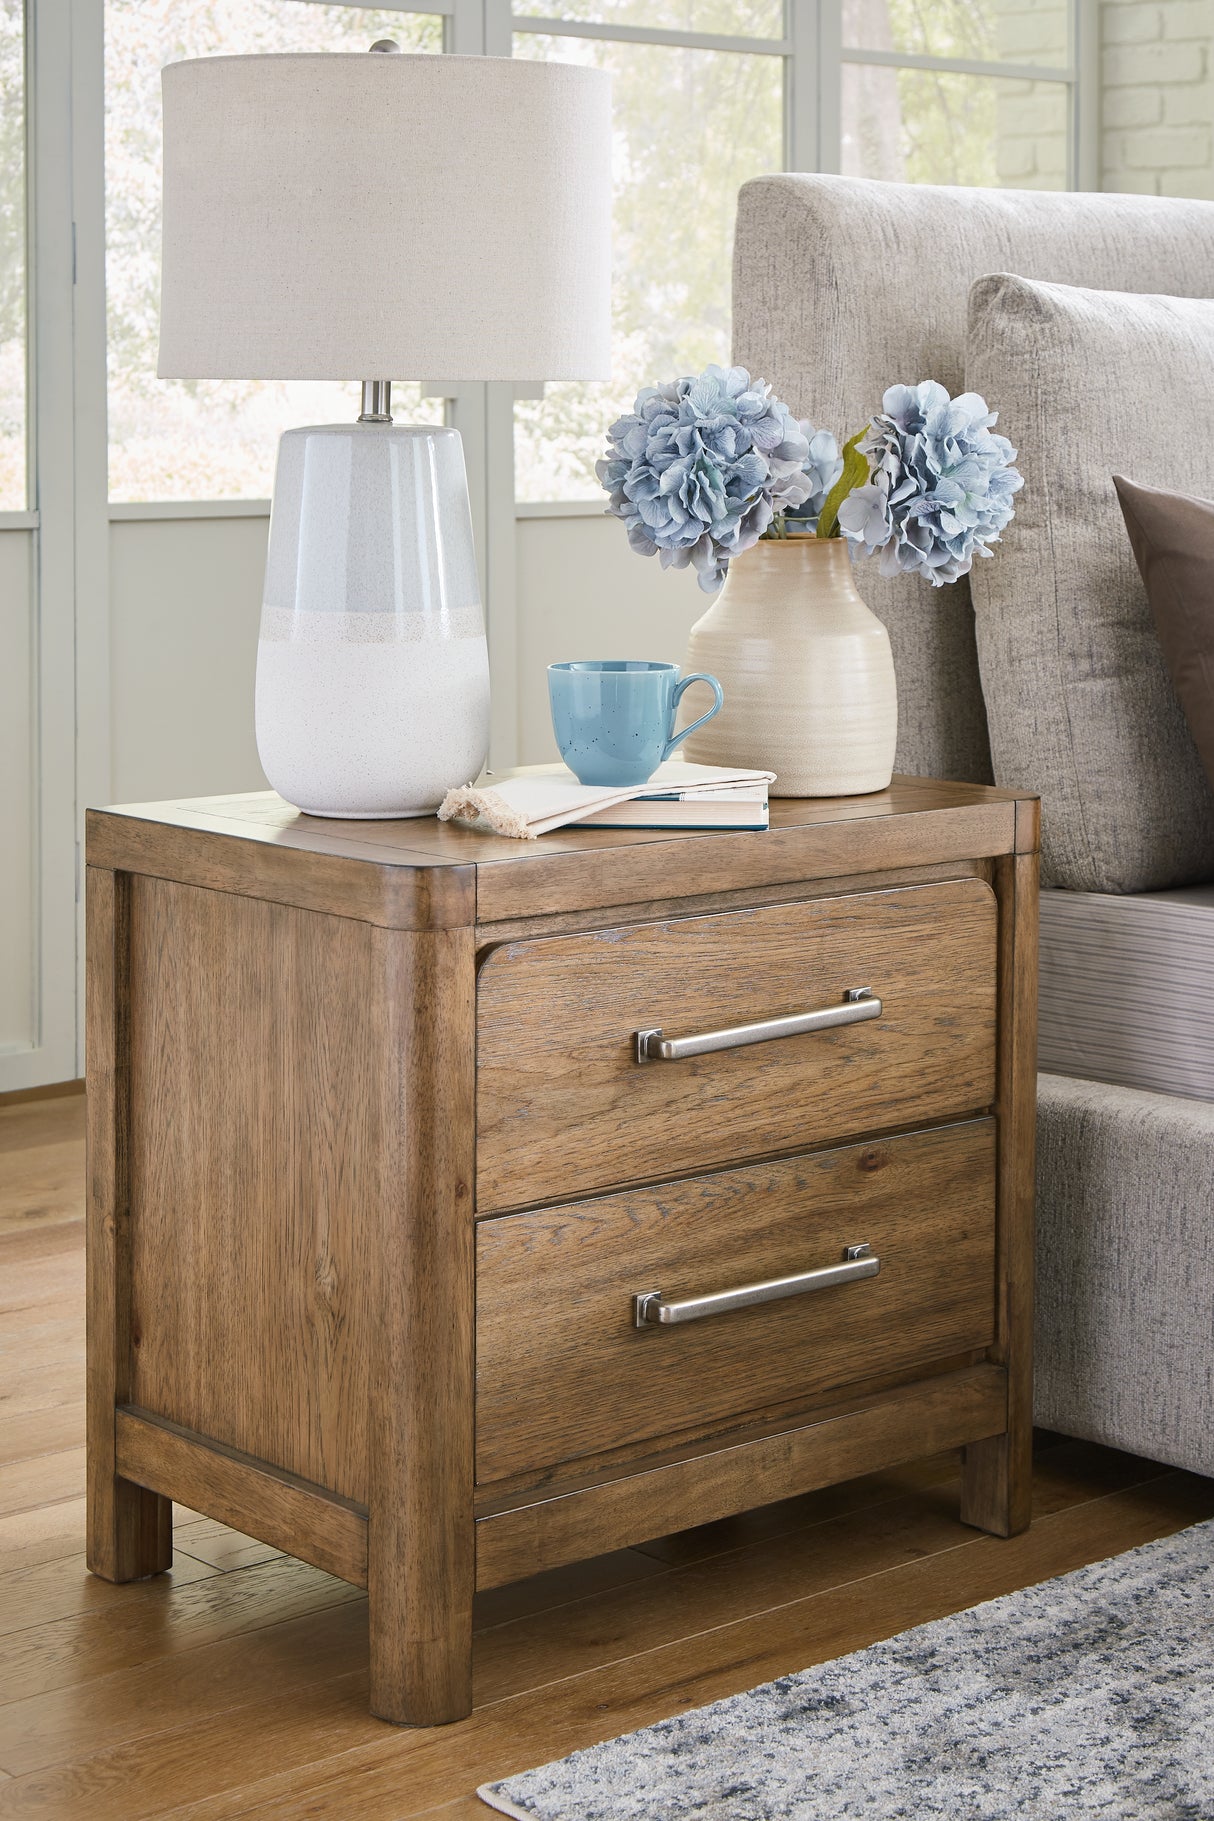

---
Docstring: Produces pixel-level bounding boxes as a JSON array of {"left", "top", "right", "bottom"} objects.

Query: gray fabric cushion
[
  {"left": 1039, "top": 886, "right": 1214, "bottom": 1101},
  {"left": 967, "top": 276, "right": 1214, "bottom": 892},
  {"left": 1036, "top": 1071, "right": 1214, "bottom": 1479},
  {"left": 732, "top": 175, "right": 1214, "bottom": 785},
  {"left": 1116, "top": 474, "right": 1214, "bottom": 795}
]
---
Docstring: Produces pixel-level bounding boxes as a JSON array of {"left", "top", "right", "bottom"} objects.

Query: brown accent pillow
[{"left": 1114, "top": 473, "right": 1214, "bottom": 793}]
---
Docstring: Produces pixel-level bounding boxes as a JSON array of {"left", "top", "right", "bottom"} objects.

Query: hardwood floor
[{"left": 2, "top": 1091, "right": 1212, "bottom": 1819}]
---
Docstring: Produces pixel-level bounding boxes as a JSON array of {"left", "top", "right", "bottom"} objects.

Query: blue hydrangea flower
[
  {"left": 596, "top": 365, "right": 821, "bottom": 592},
  {"left": 782, "top": 428, "right": 844, "bottom": 536},
  {"left": 841, "top": 381, "right": 1023, "bottom": 585},
  {"left": 836, "top": 481, "right": 891, "bottom": 554}
]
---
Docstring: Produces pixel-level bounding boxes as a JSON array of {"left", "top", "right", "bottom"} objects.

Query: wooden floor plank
[
  {"left": 0, "top": 1500, "right": 89, "bottom": 1575},
  {"left": 404, "top": 1800, "right": 493, "bottom": 1821},
  {"left": 171, "top": 1521, "right": 287, "bottom": 1576},
  {"left": 0, "top": 1557, "right": 363, "bottom": 1704},
  {"left": 0, "top": 1096, "right": 85, "bottom": 1153},
  {"left": 0, "top": 1450, "right": 1196, "bottom": 1810},
  {"left": 0, "top": 1252, "right": 83, "bottom": 1321},
  {"left": 1, "top": 1470, "right": 1198, "bottom": 1821},
  {"left": 0, "top": 1097, "right": 85, "bottom": 1241},
  {"left": 0, "top": 1318, "right": 83, "bottom": 1398},
  {"left": 0, "top": 1451, "right": 86, "bottom": 1522},
  {"left": 0, "top": 1549, "right": 219, "bottom": 1645},
  {"left": 0, "top": 1405, "right": 86, "bottom": 1470},
  {"left": 407, "top": 1799, "right": 487, "bottom": 1813},
  {"left": 631, "top": 1450, "right": 960, "bottom": 1565},
  {"left": 471, "top": 1549, "right": 665, "bottom": 1633}
]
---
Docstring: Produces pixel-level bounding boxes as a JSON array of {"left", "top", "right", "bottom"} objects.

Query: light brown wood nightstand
[{"left": 85, "top": 776, "right": 1039, "bottom": 1726}]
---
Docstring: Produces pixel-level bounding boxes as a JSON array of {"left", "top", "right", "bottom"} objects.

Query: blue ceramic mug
[{"left": 548, "top": 660, "right": 725, "bottom": 788}]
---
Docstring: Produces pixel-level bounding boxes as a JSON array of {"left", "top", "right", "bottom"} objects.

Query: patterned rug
[{"left": 478, "top": 1520, "right": 1214, "bottom": 1820}]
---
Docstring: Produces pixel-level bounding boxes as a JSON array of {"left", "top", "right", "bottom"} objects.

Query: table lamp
[{"left": 158, "top": 49, "right": 612, "bottom": 818}]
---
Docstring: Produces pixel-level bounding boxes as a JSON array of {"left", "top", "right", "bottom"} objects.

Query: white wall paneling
[
  {"left": 108, "top": 515, "right": 270, "bottom": 804},
  {"left": 3, "top": 0, "right": 79, "bottom": 1091},
  {"left": 0, "top": 530, "right": 35, "bottom": 1054}
]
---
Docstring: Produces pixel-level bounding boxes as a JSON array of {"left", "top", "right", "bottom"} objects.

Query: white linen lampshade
[{"left": 157, "top": 51, "right": 612, "bottom": 818}]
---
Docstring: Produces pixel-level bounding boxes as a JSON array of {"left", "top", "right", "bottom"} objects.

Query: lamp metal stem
[{"left": 359, "top": 380, "right": 393, "bottom": 424}]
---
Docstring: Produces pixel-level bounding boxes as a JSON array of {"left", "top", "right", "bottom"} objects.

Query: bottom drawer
[{"left": 475, "top": 1119, "right": 996, "bottom": 1485}]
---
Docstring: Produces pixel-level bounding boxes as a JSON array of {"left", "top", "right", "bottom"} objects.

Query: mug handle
[{"left": 663, "top": 672, "right": 725, "bottom": 759}]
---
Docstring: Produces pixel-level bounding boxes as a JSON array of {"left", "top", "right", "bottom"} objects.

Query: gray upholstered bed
[{"left": 733, "top": 173, "right": 1214, "bottom": 1477}]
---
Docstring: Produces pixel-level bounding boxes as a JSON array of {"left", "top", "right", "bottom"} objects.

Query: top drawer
[{"left": 476, "top": 878, "right": 997, "bottom": 1212}]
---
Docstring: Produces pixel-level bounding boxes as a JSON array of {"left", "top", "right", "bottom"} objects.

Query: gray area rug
[{"left": 478, "top": 1519, "right": 1214, "bottom": 1820}]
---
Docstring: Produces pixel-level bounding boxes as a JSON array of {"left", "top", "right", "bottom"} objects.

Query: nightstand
[{"left": 85, "top": 776, "right": 1038, "bottom": 1725}]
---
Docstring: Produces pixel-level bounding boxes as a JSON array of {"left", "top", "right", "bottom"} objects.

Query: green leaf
[{"left": 815, "top": 425, "right": 871, "bottom": 540}]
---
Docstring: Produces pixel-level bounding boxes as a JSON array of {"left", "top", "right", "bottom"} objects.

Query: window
[
  {"left": 841, "top": 0, "right": 1074, "bottom": 190},
  {"left": 0, "top": 0, "right": 25, "bottom": 510},
  {"left": 512, "top": 6, "right": 785, "bottom": 502},
  {"left": 104, "top": 1, "right": 445, "bottom": 503},
  {"left": 514, "top": 0, "right": 1084, "bottom": 503},
  {"left": 95, "top": 1, "right": 1088, "bottom": 505}
]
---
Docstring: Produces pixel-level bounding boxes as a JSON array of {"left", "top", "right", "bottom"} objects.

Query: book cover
[{"left": 437, "top": 761, "right": 775, "bottom": 839}]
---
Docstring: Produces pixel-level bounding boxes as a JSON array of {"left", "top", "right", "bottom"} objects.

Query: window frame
[
  {"left": 509, "top": 0, "right": 1095, "bottom": 520},
  {"left": 64, "top": 0, "right": 1099, "bottom": 534}
]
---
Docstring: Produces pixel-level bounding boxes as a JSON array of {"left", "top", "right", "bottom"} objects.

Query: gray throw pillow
[
  {"left": 1115, "top": 474, "right": 1214, "bottom": 799},
  {"left": 966, "top": 274, "right": 1214, "bottom": 893}
]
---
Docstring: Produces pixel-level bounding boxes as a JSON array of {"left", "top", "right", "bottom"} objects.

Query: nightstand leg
[
  {"left": 962, "top": 1425, "right": 1032, "bottom": 1538},
  {"left": 369, "top": 927, "right": 476, "bottom": 1725},
  {"left": 86, "top": 866, "right": 173, "bottom": 1582},
  {"left": 961, "top": 849, "right": 1038, "bottom": 1541}
]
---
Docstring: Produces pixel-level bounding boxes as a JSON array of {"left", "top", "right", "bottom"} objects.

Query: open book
[{"left": 438, "top": 761, "right": 775, "bottom": 840}]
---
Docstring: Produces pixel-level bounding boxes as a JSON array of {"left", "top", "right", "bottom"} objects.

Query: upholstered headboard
[{"left": 732, "top": 175, "right": 1214, "bottom": 783}]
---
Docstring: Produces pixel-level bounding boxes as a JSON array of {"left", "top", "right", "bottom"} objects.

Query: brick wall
[
  {"left": 992, "top": 0, "right": 1213, "bottom": 198},
  {"left": 995, "top": 0, "right": 1072, "bottom": 191},
  {"left": 1101, "top": 0, "right": 1213, "bottom": 197}
]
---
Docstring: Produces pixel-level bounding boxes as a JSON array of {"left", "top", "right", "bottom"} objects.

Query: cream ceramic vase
[{"left": 682, "top": 537, "right": 898, "bottom": 795}]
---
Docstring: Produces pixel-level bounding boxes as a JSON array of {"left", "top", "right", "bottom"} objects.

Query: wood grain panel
[
  {"left": 85, "top": 867, "right": 172, "bottom": 1583},
  {"left": 115, "top": 1410, "right": 367, "bottom": 1586},
  {"left": 86, "top": 807, "right": 474, "bottom": 932},
  {"left": 87, "top": 778, "right": 1028, "bottom": 932},
  {"left": 962, "top": 848, "right": 1039, "bottom": 1537},
  {"left": 472, "top": 794, "right": 1018, "bottom": 922},
  {"left": 476, "top": 1121, "right": 996, "bottom": 1482},
  {"left": 477, "top": 879, "right": 997, "bottom": 1210},
  {"left": 368, "top": 927, "right": 477, "bottom": 1725},
  {"left": 475, "top": 1364, "right": 1006, "bottom": 1588},
  {"left": 473, "top": 859, "right": 992, "bottom": 948},
  {"left": 124, "top": 876, "right": 380, "bottom": 1503}
]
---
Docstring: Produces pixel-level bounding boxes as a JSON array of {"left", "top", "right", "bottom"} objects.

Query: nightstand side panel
[{"left": 123, "top": 872, "right": 382, "bottom": 1503}]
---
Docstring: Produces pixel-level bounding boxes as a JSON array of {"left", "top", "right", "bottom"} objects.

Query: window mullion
[
  {"left": 21, "top": 0, "right": 80, "bottom": 1086},
  {"left": 785, "top": 0, "right": 820, "bottom": 172},
  {"left": 452, "top": 0, "right": 517, "bottom": 766},
  {"left": 1071, "top": 0, "right": 1099, "bottom": 191},
  {"left": 816, "top": 0, "right": 842, "bottom": 174}
]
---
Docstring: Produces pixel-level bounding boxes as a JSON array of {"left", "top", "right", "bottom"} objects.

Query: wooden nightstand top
[{"left": 86, "top": 775, "right": 1039, "bottom": 931}]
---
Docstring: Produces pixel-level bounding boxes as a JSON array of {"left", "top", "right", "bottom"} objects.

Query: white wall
[
  {"left": 1102, "top": 0, "right": 1213, "bottom": 196},
  {"left": 514, "top": 514, "right": 707, "bottom": 765},
  {"left": 0, "top": 530, "right": 33, "bottom": 1050},
  {"left": 104, "top": 511, "right": 708, "bottom": 789},
  {"left": 109, "top": 516, "right": 268, "bottom": 803}
]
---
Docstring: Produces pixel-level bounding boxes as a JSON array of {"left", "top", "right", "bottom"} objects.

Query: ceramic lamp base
[{"left": 254, "top": 421, "right": 490, "bottom": 820}]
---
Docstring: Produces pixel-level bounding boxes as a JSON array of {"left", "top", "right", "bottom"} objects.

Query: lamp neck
[{"left": 359, "top": 380, "right": 393, "bottom": 424}]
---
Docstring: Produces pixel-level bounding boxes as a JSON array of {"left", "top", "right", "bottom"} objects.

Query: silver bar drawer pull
[
  {"left": 634, "top": 987, "right": 880, "bottom": 1064},
  {"left": 632, "top": 1244, "right": 879, "bottom": 1329}
]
